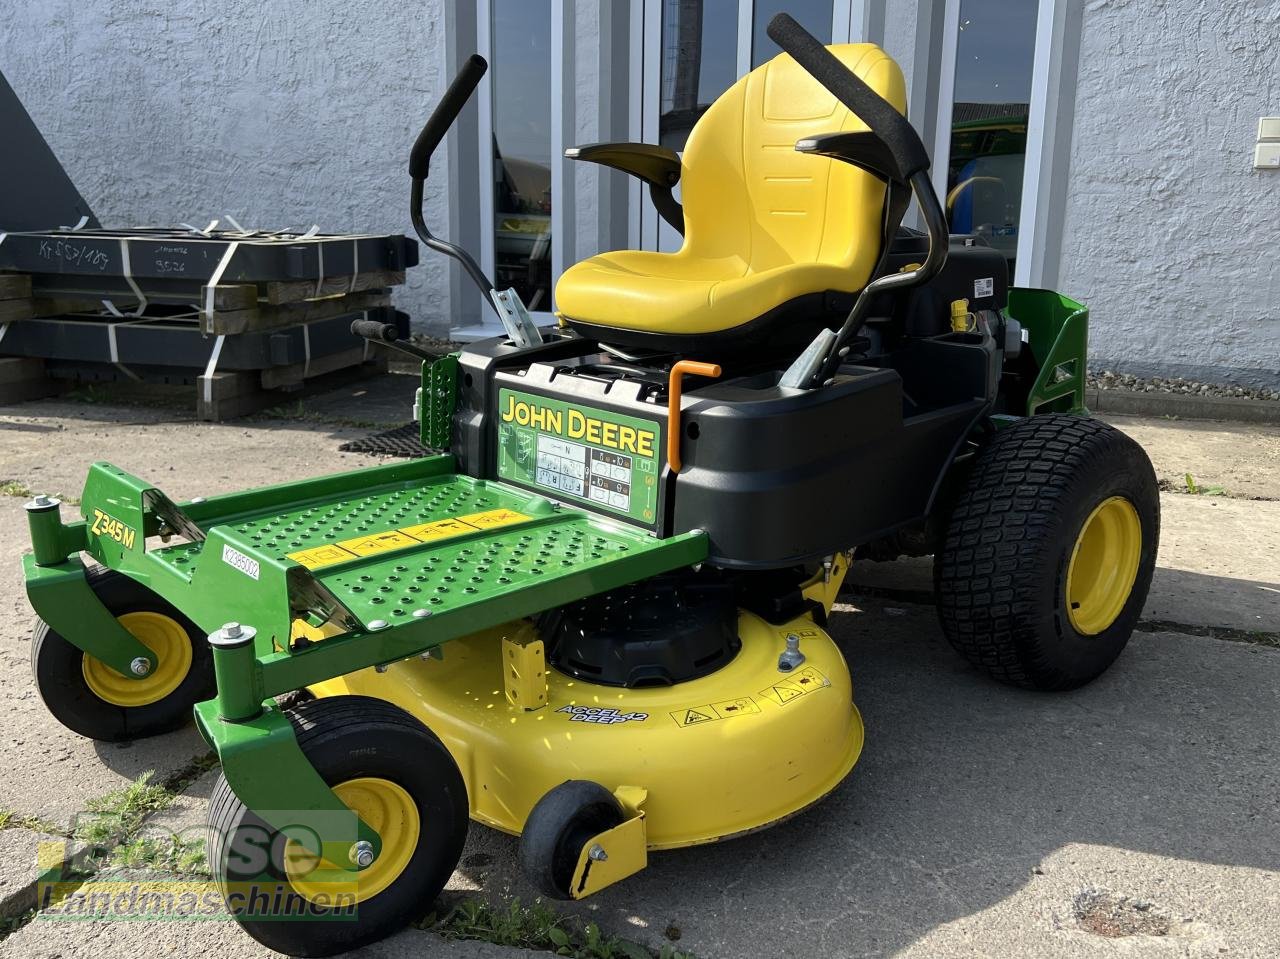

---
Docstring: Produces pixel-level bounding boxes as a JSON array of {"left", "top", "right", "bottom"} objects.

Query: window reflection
[
  {"left": 659, "top": 0, "right": 738, "bottom": 151},
  {"left": 751, "top": 0, "right": 832, "bottom": 67},
  {"left": 946, "top": 1, "right": 1038, "bottom": 268},
  {"left": 492, "top": 0, "right": 553, "bottom": 310}
]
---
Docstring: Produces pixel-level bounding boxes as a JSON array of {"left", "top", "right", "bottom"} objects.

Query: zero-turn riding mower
[{"left": 22, "top": 14, "right": 1159, "bottom": 956}]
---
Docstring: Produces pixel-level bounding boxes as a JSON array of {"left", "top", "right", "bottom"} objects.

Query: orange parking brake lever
[{"left": 667, "top": 360, "right": 721, "bottom": 474}]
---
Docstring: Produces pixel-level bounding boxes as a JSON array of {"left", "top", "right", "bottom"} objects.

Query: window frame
[
  {"left": 460, "top": 0, "right": 574, "bottom": 337},
  {"left": 931, "top": 0, "right": 1074, "bottom": 289}
]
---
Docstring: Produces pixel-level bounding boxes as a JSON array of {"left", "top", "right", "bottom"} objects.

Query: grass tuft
[
  {"left": 111, "top": 834, "right": 208, "bottom": 876},
  {"left": 73, "top": 771, "right": 175, "bottom": 848},
  {"left": 0, "top": 479, "right": 80, "bottom": 505},
  {"left": 0, "top": 479, "right": 33, "bottom": 498},
  {"left": 0, "top": 909, "right": 36, "bottom": 941},
  {"left": 1182, "top": 472, "right": 1227, "bottom": 496},
  {"left": 422, "top": 897, "right": 695, "bottom": 958},
  {"left": 0, "top": 809, "right": 66, "bottom": 836}
]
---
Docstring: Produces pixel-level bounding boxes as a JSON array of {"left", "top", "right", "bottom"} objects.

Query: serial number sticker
[
  {"left": 287, "top": 543, "right": 359, "bottom": 570},
  {"left": 221, "top": 544, "right": 261, "bottom": 580},
  {"left": 974, "top": 276, "right": 995, "bottom": 298},
  {"left": 89, "top": 508, "right": 136, "bottom": 550},
  {"left": 456, "top": 508, "right": 531, "bottom": 530},
  {"left": 335, "top": 531, "right": 421, "bottom": 557},
  {"left": 758, "top": 667, "right": 830, "bottom": 707},
  {"left": 670, "top": 696, "right": 761, "bottom": 728}
]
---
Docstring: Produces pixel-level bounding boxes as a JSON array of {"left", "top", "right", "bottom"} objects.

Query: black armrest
[
  {"left": 795, "top": 131, "right": 905, "bottom": 184},
  {"left": 565, "top": 142, "right": 680, "bottom": 187},
  {"left": 565, "top": 142, "right": 685, "bottom": 235}
]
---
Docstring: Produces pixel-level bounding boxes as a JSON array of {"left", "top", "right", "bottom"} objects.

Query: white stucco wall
[
  {"left": 1060, "top": 0, "right": 1280, "bottom": 387},
  {"left": 0, "top": 0, "right": 454, "bottom": 334},
  {"left": 7, "top": 1, "right": 1276, "bottom": 380}
]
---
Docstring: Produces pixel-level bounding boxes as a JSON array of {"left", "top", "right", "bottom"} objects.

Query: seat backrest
[{"left": 679, "top": 45, "right": 908, "bottom": 286}]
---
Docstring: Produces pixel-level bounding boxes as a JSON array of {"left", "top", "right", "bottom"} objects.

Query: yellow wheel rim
[
  {"left": 1066, "top": 496, "right": 1143, "bottom": 635},
  {"left": 285, "top": 777, "right": 420, "bottom": 905},
  {"left": 81, "top": 612, "right": 192, "bottom": 707}
]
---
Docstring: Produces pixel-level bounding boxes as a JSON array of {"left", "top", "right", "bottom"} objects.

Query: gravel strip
[{"left": 1090, "top": 370, "right": 1280, "bottom": 402}]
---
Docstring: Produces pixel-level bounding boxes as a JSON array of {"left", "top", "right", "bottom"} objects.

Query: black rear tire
[
  {"left": 934, "top": 414, "right": 1159, "bottom": 690},
  {"left": 30, "top": 567, "right": 213, "bottom": 741},
  {"left": 206, "top": 696, "right": 468, "bottom": 957}
]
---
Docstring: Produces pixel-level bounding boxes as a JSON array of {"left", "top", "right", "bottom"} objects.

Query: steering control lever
[
  {"left": 350, "top": 318, "right": 436, "bottom": 361},
  {"left": 408, "top": 55, "right": 544, "bottom": 348}
]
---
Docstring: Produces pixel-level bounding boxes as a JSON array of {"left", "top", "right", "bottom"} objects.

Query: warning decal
[
  {"left": 337, "top": 530, "right": 422, "bottom": 556},
  {"left": 457, "top": 508, "right": 530, "bottom": 530},
  {"left": 286, "top": 509, "right": 535, "bottom": 569},
  {"left": 670, "top": 696, "right": 761, "bottom": 727},
  {"left": 758, "top": 667, "right": 830, "bottom": 707},
  {"left": 287, "top": 543, "right": 360, "bottom": 569},
  {"left": 399, "top": 517, "right": 477, "bottom": 541}
]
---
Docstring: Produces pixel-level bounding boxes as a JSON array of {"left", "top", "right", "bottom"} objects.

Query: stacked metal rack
[{"left": 0, "top": 225, "right": 418, "bottom": 419}]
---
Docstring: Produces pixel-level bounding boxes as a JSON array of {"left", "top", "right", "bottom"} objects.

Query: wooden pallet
[
  {"left": 197, "top": 286, "right": 395, "bottom": 335},
  {"left": 196, "top": 348, "right": 389, "bottom": 420},
  {"left": 2, "top": 346, "right": 389, "bottom": 420},
  {"left": 0, "top": 269, "right": 403, "bottom": 334},
  {"left": 0, "top": 356, "right": 61, "bottom": 404}
]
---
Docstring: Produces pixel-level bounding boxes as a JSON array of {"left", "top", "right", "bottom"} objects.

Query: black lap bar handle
[
  {"left": 766, "top": 13, "right": 929, "bottom": 181},
  {"left": 350, "top": 319, "right": 400, "bottom": 343},
  {"left": 409, "top": 54, "right": 488, "bottom": 180},
  {"left": 350, "top": 318, "right": 436, "bottom": 361},
  {"left": 407, "top": 53, "right": 501, "bottom": 313}
]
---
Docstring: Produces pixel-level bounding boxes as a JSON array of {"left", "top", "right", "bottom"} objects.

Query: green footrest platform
[{"left": 57, "top": 455, "right": 707, "bottom": 699}]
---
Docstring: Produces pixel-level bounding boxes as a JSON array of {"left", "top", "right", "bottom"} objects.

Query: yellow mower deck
[{"left": 310, "top": 607, "right": 863, "bottom": 851}]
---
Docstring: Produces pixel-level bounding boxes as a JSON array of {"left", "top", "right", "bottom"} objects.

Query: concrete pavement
[{"left": 0, "top": 380, "right": 1276, "bottom": 957}]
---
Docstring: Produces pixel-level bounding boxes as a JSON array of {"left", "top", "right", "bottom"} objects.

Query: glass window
[
  {"left": 659, "top": 0, "right": 738, "bottom": 151},
  {"left": 491, "top": 0, "right": 553, "bottom": 310},
  {"left": 945, "top": 0, "right": 1038, "bottom": 269},
  {"left": 751, "top": 0, "right": 832, "bottom": 68}
]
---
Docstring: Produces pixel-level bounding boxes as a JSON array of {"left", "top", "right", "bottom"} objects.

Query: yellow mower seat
[{"left": 556, "top": 44, "right": 907, "bottom": 342}]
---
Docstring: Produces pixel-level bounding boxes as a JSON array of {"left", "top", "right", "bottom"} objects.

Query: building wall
[
  {"left": 0, "top": 0, "right": 455, "bottom": 335},
  {"left": 1061, "top": 0, "right": 1280, "bottom": 387},
  {"left": 7, "top": 1, "right": 1277, "bottom": 381}
]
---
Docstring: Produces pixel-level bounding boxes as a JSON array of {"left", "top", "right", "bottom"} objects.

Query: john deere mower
[{"left": 22, "top": 15, "right": 1158, "bottom": 955}]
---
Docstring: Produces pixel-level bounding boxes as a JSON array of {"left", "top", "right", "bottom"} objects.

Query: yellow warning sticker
[
  {"left": 285, "top": 509, "right": 534, "bottom": 570},
  {"left": 779, "top": 625, "right": 822, "bottom": 643},
  {"left": 287, "top": 543, "right": 359, "bottom": 569},
  {"left": 710, "top": 696, "right": 761, "bottom": 718},
  {"left": 673, "top": 707, "right": 717, "bottom": 727},
  {"left": 399, "top": 517, "right": 479, "bottom": 541},
  {"left": 670, "top": 696, "right": 761, "bottom": 727},
  {"left": 457, "top": 508, "right": 531, "bottom": 529},
  {"left": 336, "top": 530, "right": 422, "bottom": 556},
  {"left": 758, "top": 667, "right": 830, "bottom": 707}
]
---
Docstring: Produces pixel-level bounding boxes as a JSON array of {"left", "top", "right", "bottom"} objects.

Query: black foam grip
[
  {"left": 351, "top": 319, "right": 399, "bottom": 342},
  {"left": 766, "top": 14, "right": 929, "bottom": 178},
  {"left": 409, "top": 54, "right": 488, "bottom": 179}
]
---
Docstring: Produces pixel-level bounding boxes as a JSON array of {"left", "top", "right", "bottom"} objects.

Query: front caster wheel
[
  {"left": 519, "top": 780, "right": 625, "bottom": 900},
  {"left": 206, "top": 696, "right": 468, "bottom": 958},
  {"left": 935, "top": 414, "right": 1160, "bottom": 691},
  {"left": 31, "top": 568, "right": 213, "bottom": 741}
]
